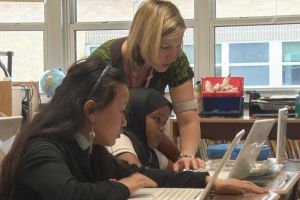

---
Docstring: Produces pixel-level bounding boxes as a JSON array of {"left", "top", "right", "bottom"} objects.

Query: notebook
[
  {"left": 129, "top": 129, "right": 245, "bottom": 200},
  {"left": 276, "top": 108, "right": 288, "bottom": 164},
  {"left": 228, "top": 119, "right": 275, "bottom": 179}
]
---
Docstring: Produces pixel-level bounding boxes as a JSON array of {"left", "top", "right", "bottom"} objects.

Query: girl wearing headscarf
[{"left": 108, "top": 88, "right": 204, "bottom": 169}]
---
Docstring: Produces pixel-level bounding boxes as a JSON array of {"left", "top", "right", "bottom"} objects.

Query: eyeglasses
[{"left": 88, "top": 65, "right": 112, "bottom": 99}]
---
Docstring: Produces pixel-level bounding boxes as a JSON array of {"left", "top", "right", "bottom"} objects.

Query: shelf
[{"left": 170, "top": 116, "right": 300, "bottom": 141}]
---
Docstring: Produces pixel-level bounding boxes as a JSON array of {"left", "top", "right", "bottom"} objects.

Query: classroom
[{"left": 1, "top": 0, "right": 300, "bottom": 199}]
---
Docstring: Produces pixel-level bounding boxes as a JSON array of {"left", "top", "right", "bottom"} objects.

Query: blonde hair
[{"left": 127, "top": 0, "right": 186, "bottom": 67}]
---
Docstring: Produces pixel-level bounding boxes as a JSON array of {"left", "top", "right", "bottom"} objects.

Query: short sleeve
[
  {"left": 106, "top": 134, "right": 138, "bottom": 157},
  {"left": 89, "top": 39, "right": 115, "bottom": 64},
  {"left": 167, "top": 52, "right": 194, "bottom": 88}
]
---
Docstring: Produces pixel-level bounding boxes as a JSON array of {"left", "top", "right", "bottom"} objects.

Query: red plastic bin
[{"left": 201, "top": 77, "right": 244, "bottom": 97}]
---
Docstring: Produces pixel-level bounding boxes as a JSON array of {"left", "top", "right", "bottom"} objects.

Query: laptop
[
  {"left": 276, "top": 108, "right": 288, "bottom": 164},
  {"left": 0, "top": 115, "right": 22, "bottom": 154},
  {"left": 0, "top": 115, "right": 22, "bottom": 142},
  {"left": 228, "top": 119, "right": 275, "bottom": 180},
  {"left": 129, "top": 129, "right": 245, "bottom": 200}
]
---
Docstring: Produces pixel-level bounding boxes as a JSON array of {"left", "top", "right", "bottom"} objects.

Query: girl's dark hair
[{"left": 0, "top": 57, "right": 126, "bottom": 199}]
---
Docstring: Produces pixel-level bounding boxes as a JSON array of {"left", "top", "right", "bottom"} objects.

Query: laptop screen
[
  {"left": 276, "top": 108, "right": 288, "bottom": 164},
  {"left": 228, "top": 119, "right": 275, "bottom": 179}
]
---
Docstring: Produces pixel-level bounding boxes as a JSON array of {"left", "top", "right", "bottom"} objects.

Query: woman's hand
[
  {"left": 173, "top": 157, "right": 206, "bottom": 171},
  {"left": 208, "top": 177, "right": 268, "bottom": 195},
  {"left": 118, "top": 173, "right": 157, "bottom": 193}
]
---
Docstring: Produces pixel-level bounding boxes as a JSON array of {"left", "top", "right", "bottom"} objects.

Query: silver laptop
[
  {"left": 228, "top": 119, "right": 275, "bottom": 179},
  {"left": 276, "top": 108, "right": 288, "bottom": 164},
  {"left": 0, "top": 115, "right": 22, "bottom": 159},
  {"left": 129, "top": 130, "right": 245, "bottom": 200},
  {"left": 0, "top": 115, "right": 22, "bottom": 141}
]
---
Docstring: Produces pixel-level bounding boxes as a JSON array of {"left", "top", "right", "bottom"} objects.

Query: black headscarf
[{"left": 124, "top": 88, "right": 172, "bottom": 168}]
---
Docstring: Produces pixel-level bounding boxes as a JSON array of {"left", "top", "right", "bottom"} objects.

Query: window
[
  {"left": 0, "top": 0, "right": 45, "bottom": 81},
  {"left": 76, "top": 0, "right": 194, "bottom": 22},
  {"left": 282, "top": 42, "right": 300, "bottom": 85},
  {"left": 216, "top": 0, "right": 300, "bottom": 18},
  {"left": 211, "top": 0, "right": 300, "bottom": 89},
  {"left": 0, "top": 0, "right": 44, "bottom": 23},
  {"left": 0, "top": 31, "right": 44, "bottom": 81},
  {"left": 229, "top": 42, "right": 269, "bottom": 86},
  {"left": 182, "top": 28, "right": 194, "bottom": 70},
  {"left": 215, "top": 44, "right": 222, "bottom": 76},
  {"left": 76, "top": 30, "right": 129, "bottom": 60}
]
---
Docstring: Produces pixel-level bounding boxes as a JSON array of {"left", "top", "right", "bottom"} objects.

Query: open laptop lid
[
  {"left": 228, "top": 119, "right": 275, "bottom": 180},
  {"left": 198, "top": 129, "right": 245, "bottom": 200},
  {"left": 129, "top": 129, "right": 245, "bottom": 200},
  {"left": 0, "top": 115, "right": 22, "bottom": 141},
  {"left": 276, "top": 108, "right": 288, "bottom": 164}
]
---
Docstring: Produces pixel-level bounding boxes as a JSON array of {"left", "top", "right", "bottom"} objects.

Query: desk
[
  {"left": 283, "top": 160, "right": 300, "bottom": 199},
  {"left": 208, "top": 192, "right": 279, "bottom": 200},
  {"left": 247, "top": 170, "right": 300, "bottom": 200}
]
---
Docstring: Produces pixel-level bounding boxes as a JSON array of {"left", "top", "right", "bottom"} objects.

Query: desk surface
[
  {"left": 247, "top": 170, "right": 300, "bottom": 195},
  {"left": 208, "top": 192, "right": 279, "bottom": 200}
]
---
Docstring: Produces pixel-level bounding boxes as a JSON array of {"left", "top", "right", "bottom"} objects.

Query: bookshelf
[
  {"left": 170, "top": 116, "right": 300, "bottom": 141},
  {"left": 169, "top": 116, "right": 300, "bottom": 160}
]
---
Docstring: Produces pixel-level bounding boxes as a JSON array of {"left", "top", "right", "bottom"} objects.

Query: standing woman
[{"left": 90, "top": 0, "right": 201, "bottom": 170}]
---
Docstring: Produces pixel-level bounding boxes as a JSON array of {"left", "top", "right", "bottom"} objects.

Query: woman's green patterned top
[{"left": 90, "top": 37, "right": 194, "bottom": 94}]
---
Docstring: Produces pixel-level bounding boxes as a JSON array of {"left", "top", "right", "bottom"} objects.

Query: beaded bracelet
[{"left": 178, "top": 153, "right": 195, "bottom": 159}]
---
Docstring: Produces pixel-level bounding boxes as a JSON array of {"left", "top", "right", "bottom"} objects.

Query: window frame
[
  {"left": 0, "top": 0, "right": 68, "bottom": 77},
  {"left": 207, "top": 0, "right": 300, "bottom": 93}
]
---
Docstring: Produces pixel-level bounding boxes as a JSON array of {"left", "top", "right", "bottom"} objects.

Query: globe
[{"left": 40, "top": 69, "right": 65, "bottom": 97}]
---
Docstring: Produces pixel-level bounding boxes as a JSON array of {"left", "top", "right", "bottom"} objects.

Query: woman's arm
[
  {"left": 170, "top": 80, "right": 200, "bottom": 155},
  {"left": 169, "top": 80, "right": 203, "bottom": 170}
]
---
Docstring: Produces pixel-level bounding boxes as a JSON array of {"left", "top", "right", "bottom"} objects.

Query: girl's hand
[
  {"left": 173, "top": 157, "right": 206, "bottom": 171},
  {"left": 118, "top": 173, "right": 157, "bottom": 193},
  {"left": 208, "top": 177, "right": 268, "bottom": 195}
]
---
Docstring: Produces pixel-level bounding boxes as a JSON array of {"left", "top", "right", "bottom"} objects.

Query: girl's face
[
  {"left": 93, "top": 84, "right": 128, "bottom": 146},
  {"left": 155, "top": 32, "right": 184, "bottom": 72},
  {"left": 146, "top": 105, "right": 171, "bottom": 149}
]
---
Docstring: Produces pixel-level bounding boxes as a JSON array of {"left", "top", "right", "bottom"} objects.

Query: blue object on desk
[{"left": 207, "top": 143, "right": 270, "bottom": 160}]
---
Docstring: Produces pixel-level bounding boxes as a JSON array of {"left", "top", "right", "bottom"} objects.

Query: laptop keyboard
[{"left": 154, "top": 188, "right": 201, "bottom": 200}]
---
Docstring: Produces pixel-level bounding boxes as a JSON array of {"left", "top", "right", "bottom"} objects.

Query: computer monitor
[
  {"left": 276, "top": 108, "right": 288, "bottom": 164},
  {"left": 228, "top": 119, "right": 275, "bottom": 179}
]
